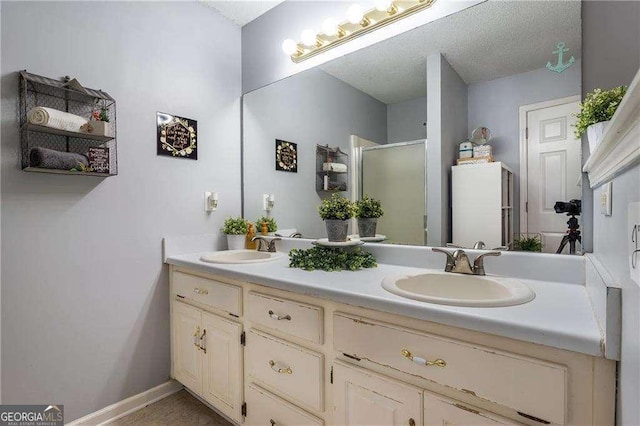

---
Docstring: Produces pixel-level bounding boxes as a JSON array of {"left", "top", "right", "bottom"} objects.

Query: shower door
[{"left": 361, "top": 140, "right": 427, "bottom": 245}]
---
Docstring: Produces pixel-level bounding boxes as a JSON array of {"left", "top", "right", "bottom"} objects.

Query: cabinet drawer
[
  {"left": 247, "top": 291, "right": 323, "bottom": 344},
  {"left": 424, "top": 390, "right": 521, "bottom": 425},
  {"left": 245, "top": 383, "right": 323, "bottom": 426},
  {"left": 334, "top": 313, "right": 566, "bottom": 425},
  {"left": 246, "top": 329, "right": 324, "bottom": 412},
  {"left": 173, "top": 271, "right": 241, "bottom": 317}
]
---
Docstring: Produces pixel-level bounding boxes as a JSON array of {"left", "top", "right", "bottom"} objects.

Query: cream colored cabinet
[
  {"left": 171, "top": 300, "right": 243, "bottom": 423},
  {"left": 332, "top": 361, "right": 423, "bottom": 426},
  {"left": 245, "top": 383, "right": 324, "bottom": 426},
  {"left": 173, "top": 301, "right": 203, "bottom": 394},
  {"left": 423, "top": 391, "right": 520, "bottom": 425}
]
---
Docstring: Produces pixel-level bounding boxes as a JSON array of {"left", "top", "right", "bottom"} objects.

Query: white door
[
  {"left": 424, "top": 391, "right": 519, "bottom": 425},
  {"left": 172, "top": 301, "right": 202, "bottom": 394},
  {"left": 333, "top": 361, "right": 422, "bottom": 426},
  {"left": 523, "top": 98, "right": 581, "bottom": 254},
  {"left": 201, "top": 311, "right": 244, "bottom": 423}
]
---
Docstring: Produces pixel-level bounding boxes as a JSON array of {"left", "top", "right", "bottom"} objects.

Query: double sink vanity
[{"left": 163, "top": 236, "right": 618, "bottom": 426}]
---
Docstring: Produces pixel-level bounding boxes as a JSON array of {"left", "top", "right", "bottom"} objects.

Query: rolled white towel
[
  {"left": 27, "top": 107, "right": 88, "bottom": 132},
  {"left": 322, "top": 162, "right": 347, "bottom": 173}
]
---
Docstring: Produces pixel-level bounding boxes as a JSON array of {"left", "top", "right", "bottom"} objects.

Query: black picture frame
[
  {"left": 157, "top": 112, "right": 197, "bottom": 160},
  {"left": 275, "top": 139, "right": 297, "bottom": 173}
]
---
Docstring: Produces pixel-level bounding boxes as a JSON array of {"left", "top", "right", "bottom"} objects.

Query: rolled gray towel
[{"left": 29, "top": 147, "right": 88, "bottom": 170}]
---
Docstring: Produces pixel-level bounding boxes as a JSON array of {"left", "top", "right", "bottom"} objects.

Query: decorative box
[
  {"left": 457, "top": 155, "right": 494, "bottom": 166},
  {"left": 459, "top": 141, "right": 474, "bottom": 159},
  {"left": 80, "top": 120, "right": 113, "bottom": 138},
  {"left": 473, "top": 144, "right": 493, "bottom": 158}
]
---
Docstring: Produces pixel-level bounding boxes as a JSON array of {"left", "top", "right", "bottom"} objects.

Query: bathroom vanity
[{"left": 165, "top": 239, "right": 617, "bottom": 426}]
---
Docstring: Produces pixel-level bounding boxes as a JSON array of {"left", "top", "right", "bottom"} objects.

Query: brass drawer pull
[
  {"left": 194, "top": 287, "right": 209, "bottom": 295},
  {"left": 199, "top": 329, "right": 207, "bottom": 354},
  {"left": 269, "top": 360, "right": 293, "bottom": 374},
  {"left": 268, "top": 310, "right": 291, "bottom": 321},
  {"left": 409, "top": 418, "right": 416, "bottom": 426},
  {"left": 270, "top": 420, "right": 276, "bottom": 426},
  {"left": 401, "top": 349, "right": 446, "bottom": 367}
]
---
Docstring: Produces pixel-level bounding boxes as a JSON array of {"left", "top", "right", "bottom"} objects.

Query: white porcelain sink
[
  {"left": 200, "top": 250, "right": 285, "bottom": 264},
  {"left": 381, "top": 271, "right": 535, "bottom": 307}
]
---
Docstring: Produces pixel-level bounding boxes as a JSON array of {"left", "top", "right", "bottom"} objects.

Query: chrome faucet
[
  {"left": 432, "top": 248, "right": 501, "bottom": 276},
  {"left": 252, "top": 236, "right": 282, "bottom": 253}
]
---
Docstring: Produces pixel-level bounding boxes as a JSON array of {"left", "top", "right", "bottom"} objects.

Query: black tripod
[{"left": 556, "top": 215, "right": 581, "bottom": 254}]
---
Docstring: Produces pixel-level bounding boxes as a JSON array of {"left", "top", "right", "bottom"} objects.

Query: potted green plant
[
  {"left": 355, "top": 196, "right": 384, "bottom": 237},
  {"left": 222, "top": 216, "right": 249, "bottom": 250},
  {"left": 574, "top": 85, "right": 627, "bottom": 153},
  {"left": 318, "top": 194, "right": 355, "bottom": 242},
  {"left": 256, "top": 216, "right": 277, "bottom": 235},
  {"left": 513, "top": 235, "right": 543, "bottom": 252}
]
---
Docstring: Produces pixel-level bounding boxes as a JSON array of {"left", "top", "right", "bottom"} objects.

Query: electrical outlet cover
[{"left": 629, "top": 201, "right": 640, "bottom": 285}]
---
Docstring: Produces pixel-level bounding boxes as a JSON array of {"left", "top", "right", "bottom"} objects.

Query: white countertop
[{"left": 166, "top": 250, "right": 605, "bottom": 357}]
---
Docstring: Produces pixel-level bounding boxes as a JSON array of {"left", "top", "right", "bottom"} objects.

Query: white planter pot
[
  {"left": 226, "top": 234, "right": 245, "bottom": 250},
  {"left": 586, "top": 121, "right": 609, "bottom": 154},
  {"left": 80, "top": 120, "right": 114, "bottom": 137}
]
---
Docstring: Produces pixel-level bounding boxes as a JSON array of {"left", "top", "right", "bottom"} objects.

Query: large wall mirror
[{"left": 243, "top": 1, "right": 583, "bottom": 254}]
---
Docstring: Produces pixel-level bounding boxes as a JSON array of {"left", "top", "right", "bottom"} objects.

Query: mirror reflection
[{"left": 243, "top": 1, "right": 583, "bottom": 254}]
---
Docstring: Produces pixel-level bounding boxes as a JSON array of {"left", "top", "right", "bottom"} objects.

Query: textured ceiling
[
  {"left": 202, "top": 0, "right": 285, "bottom": 26},
  {"left": 319, "top": 1, "right": 582, "bottom": 104}
]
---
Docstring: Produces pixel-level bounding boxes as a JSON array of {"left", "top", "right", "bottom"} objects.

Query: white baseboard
[{"left": 67, "top": 380, "right": 183, "bottom": 425}]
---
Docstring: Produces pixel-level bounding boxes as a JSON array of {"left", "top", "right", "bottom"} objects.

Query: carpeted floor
[{"left": 108, "top": 390, "right": 233, "bottom": 425}]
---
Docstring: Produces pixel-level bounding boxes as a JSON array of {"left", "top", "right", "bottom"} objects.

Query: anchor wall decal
[{"left": 546, "top": 42, "right": 575, "bottom": 73}]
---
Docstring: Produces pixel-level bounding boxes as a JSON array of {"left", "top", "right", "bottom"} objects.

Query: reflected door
[
  {"left": 362, "top": 140, "right": 426, "bottom": 245},
  {"left": 524, "top": 98, "right": 581, "bottom": 254}
]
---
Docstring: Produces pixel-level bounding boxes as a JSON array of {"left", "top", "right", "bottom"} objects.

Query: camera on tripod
[
  {"left": 554, "top": 199, "right": 581, "bottom": 216},
  {"left": 553, "top": 199, "right": 581, "bottom": 254}
]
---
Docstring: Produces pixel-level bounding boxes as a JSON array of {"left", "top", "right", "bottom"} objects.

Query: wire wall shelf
[{"left": 19, "top": 70, "right": 118, "bottom": 177}]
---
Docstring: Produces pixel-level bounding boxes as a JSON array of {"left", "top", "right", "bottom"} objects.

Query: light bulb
[
  {"left": 346, "top": 4, "right": 364, "bottom": 24},
  {"left": 301, "top": 29, "right": 317, "bottom": 46},
  {"left": 281, "top": 39, "right": 298, "bottom": 55},
  {"left": 322, "top": 17, "right": 339, "bottom": 36},
  {"left": 374, "top": 0, "right": 392, "bottom": 11}
]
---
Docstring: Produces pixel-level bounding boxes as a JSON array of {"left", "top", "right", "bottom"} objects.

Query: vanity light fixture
[{"left": 282, "top": 0, "right": 436, "bottom": 63}]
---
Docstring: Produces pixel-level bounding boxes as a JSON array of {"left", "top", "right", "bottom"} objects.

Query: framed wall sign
[
  {"left": 87, "top": 146, "right": 110, "bottom": 174},
  {"left": 157, "top": 112, "right": 197, "bottom": 160},
  {"left": 275, "top": 139, "right": 297, "bottom": 172}
]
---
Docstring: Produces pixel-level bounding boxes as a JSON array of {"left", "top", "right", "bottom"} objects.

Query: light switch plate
[
  {"left": 629, "top": 201, "right": 640, "bottom": 285},
  {"left": 600, "top": 182, "right": 612, "bottom": 216}
]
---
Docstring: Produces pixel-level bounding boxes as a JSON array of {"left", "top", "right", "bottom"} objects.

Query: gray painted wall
[
  {"left": 0, "top": 2, "right": 241, "bottom": 420},
  {"left": 467, "top": 64, "right": 582, "bottom": 236},
  {"left": 582, "top": 2, "right": 640, "bottom": 425},
  {"left": 243, "top": 69, "right": 387, "bottom": 239},
  {"left": 426, "top": 54, "right": 468, "bottom": 246},
  {"left": 387, "top": 97, "right": 427, "bottom": 144}
]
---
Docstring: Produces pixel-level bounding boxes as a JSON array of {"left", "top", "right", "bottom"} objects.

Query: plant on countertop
[
  {"left": 289, "top": 246, "right": 377, "bottom": 271},
  {"left": 221, "top": 217, "right": 249, "bottom": 235},
  {"left": 355, "top": 195, "right": 384, "bottom": 218},
  {"left": 256, "top": 216, "right": 278, "bottom": 232},
  {"left": 573, "top": 85, "right": 627, "bottom": 138},
  {"left": 318, "top": 194, "right": 355, "bottom": 220},
  {"left": 513, "top": 235, "right": 543, "bottom": 252}
]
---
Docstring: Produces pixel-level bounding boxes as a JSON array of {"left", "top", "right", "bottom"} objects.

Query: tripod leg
[{"left": 556, "top": 235, "right": 570, "bottom": 254}]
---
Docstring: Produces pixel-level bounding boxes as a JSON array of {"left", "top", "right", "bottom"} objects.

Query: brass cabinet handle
[
  {"left": 269, "top": 360, "right": 293, "bottom": 374},
  {"left": 270, "top": 420, "right": 276, "bottom": 426},
  {"left": 401, "top": 349, "right": 446, "bottom": 367},
  {"left": 193, "top": 326, "right": 201, "bottom": 349},
  {"left": 194, "top": 287, "right": 209, "bottom": 295},
  {"left": 268, "top": 310, "right": 291, "bottom": 321},
  {"left": 199, "top": 329, "right": 207, "bottom": 354},
  {"left": 409, "top": 419, "right": 416, "bottom": 426}
]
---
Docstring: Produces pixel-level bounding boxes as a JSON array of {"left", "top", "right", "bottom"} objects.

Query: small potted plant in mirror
[
  {"left": 574, "top": 85, "right": 627, "bottom": 154},
  {"left": 257, "top": 216, "right": 277, "bottom": 236},
  {"left": 513, "top": 235, "right": 543, "bottom": 252},
  {"left": 222, "top": 217, "right": 249, "bottom": 250},
  {"left": 318, "top": 194, "right": 355, "bottom": 242},
  {"left": 355, "top": 195, "right": 384, "bottom": 238}
]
